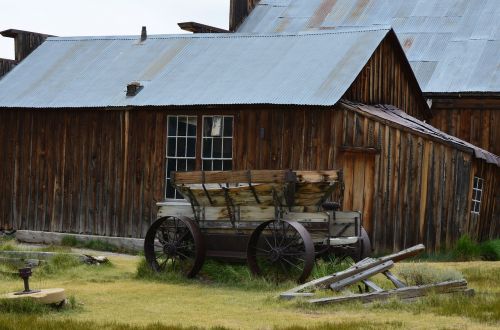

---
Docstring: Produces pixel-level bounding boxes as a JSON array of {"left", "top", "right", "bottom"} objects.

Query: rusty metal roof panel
[
  {"left": 344, "top": 101, "right": 500, "bottom": 166},
  {"left": 238, "top": 0, "right": 500, "bottom": 93},
  {"left": 0, "top": 27, "right": 391, "bottom": 108}
]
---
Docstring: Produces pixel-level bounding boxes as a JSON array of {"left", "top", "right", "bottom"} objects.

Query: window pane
[
  {"left": 167, "top": 158, "right": 176, "bottom": 178},
  {"left": 203, "top": 160, "right": 212, "bottom": 171},
  {"left": 203, "top": 139, "right": 212, "bottom": 158},
  {"left": 187, "top": 117, "right": 197, "bottom": 137},
  {"left": 213, "top": 137, "right": 222, "bottom": 158},
  {"left": 176, "top": 137, "right": 186, "bottom": 157},
  {"left": 223, "top": 117, "right": 233, "bottom": 137},
  {"left": 477, "top": 190, "right": 482, "bottom": 202},
  {"left": 168, "top": 117, "right": 177, "bottom": 136},
  {"left": 187, "top": 138, "right": 196, "bottom": 158},
  {"left": 213, "top": 160, "right": 223, "bottom": 171},
  {"left": 178, "top": 116, "right": 187, "bottom": 136},
  {"left": 187, "top": 159, "right": 196, "bottom": 171},
  {"left": 167, "top": 137, "right": 176, "bottom": 157},
  {"left": 203, "top": 117, "right": 212, "bottom": 137},
  {"left": 223, "top": 138, "right": 232, "bottom": 158},
  {"left": 166, "top": 181, "right": 175, "bottom": 198},
  {"left": 223, "top": 160, "right": 232, "bottom": 170},
  {"left": 177, "top": 159, "right": 187, "bottom": 171}
]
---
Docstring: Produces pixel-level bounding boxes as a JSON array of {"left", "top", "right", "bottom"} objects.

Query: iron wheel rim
[
  {"left": 247, "top": 220, "right": 314, "bottom": 283},
  {"left": 144, "top": 216, "right": 205, "bottom": 278}
]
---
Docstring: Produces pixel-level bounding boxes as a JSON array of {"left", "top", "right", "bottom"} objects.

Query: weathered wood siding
[
  {"left": 340, "top": 107, "right": 499, "bottom": 252},
  {"left": 344, "top": 32, "right": 430, "bottom": 121},
  {"left": 0, "top": 105, "right": 497, "bottom": 251},
  {"left": 0, "top": 109, "right": 166, "bottom": 238},
  {"left": 12, "top": 31, "right": 49, "bottom": 62},
  {"left": 429, "top": 98, "right": 500, "bottom": 156},
  {"left": 0, "top": 59, "right": 16, "bottom": 78}
]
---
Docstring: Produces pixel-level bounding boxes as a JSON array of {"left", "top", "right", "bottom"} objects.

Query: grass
[
  {"left": 60, "top": 235, "right": 137, "bottom": 254},
  {"left": 413, "top": 237, "right": 500, "bottom": 262},
  {"left": 1, "top": 240, "right": 499, "bottom": 329}
]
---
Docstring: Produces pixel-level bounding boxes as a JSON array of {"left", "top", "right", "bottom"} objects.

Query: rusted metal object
[
  {"left": 14, "top": 267, "right": 41, "bottom": 295},
  {"left": 247, "top": 220, "right": 315, "bottom": 283},
  {"left": 144, "top": 216, "right": 205, "bottom": 278}
]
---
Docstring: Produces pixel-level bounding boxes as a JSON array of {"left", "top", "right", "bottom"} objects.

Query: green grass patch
[
  {"left": 413, "top": 236, "right": 500, "bottom": 262},
  {"left": 396, "top": 263, "right": 463, "bottom": 286},
  {"left": 0, "top": 313, "right": 406, "bottom": 330},
  {"left": 368, "top": 291, "right": 500, "bottom": 324},
  {"left": 136, "top": 256, "right": 353, "bottom": 291},
  {"left": 60, "top": 235, "right": 137, "bottom": 254}
]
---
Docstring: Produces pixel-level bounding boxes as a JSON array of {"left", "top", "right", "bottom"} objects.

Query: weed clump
[
  {"left": 396, "top": 263, "right": 463, "bottom": 286},
  {"left": 0, "top": 298, "right": 50, "bottom": 314},
  {"left": 60, "top": 235, "right": 136, "bottom": 254}
]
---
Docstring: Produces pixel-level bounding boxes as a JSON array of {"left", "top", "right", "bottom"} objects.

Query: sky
[{"left": 0, "top": 0, "right": 230, "bottom": 59}]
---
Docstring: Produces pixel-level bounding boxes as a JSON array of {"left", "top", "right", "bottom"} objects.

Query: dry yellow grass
[{"left": 0, "top": 251, "right": 499, "bottom": 329}]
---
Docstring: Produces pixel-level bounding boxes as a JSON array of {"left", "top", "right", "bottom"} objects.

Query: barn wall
[
  {"left": 344, "top": 33, "right": 430, "bottom": 121},
  {"left": 1, "top": 106, "right": 496, "bottom": 252},
  {"left": 429, "top": 98, "right": 500, "bottom": 156},
  {"left": 0, "top": 109, "right": 166, "bottom": 238},
  {"left": 340, "top": 108, "right": 499, "bottom": 252},
  {"left": 0, "top": 59, "right": 16, "bottom": 78}
]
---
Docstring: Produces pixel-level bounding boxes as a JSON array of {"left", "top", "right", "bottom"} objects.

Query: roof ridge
[{"left": 46, "top": 26, "right": 391, "bottom": 42}]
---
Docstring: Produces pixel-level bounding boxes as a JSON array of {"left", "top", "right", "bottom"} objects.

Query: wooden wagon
[{"left": 144, "top": 169, "right": 371, "bottom": 283}]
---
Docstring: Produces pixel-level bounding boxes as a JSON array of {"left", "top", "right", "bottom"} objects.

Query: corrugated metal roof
[
  {"left": 0, "top": 27, "right": 391, "bottom": 108},
  {"left": 342, "top": 101, "right": 500, "bottom": 167},
  {"left": 237, "top": 0, "right": 500, "bottom": 93}
]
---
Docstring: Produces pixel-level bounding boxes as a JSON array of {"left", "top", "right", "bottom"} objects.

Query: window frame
[
  {"left": 165, "top": 115, "right": 198, "bottom": 200},
  {"left": 164, "top": 114, "right": 235, "bottom": 200},
  {"left": 201, "top": 115, "right": 234, "bottom": 171},
  {"left": 470, "top": 176, "right": 484, "bottom": 215}
]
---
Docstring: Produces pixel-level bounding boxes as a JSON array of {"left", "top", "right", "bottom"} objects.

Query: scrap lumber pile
[{"left": 280, "top": 244, "right": 472, "bottom": 305}]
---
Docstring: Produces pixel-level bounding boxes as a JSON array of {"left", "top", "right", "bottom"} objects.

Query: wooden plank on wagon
[
  {"left": 309, "top": 280, "right": 468, "bottom": 305},
  {"left": 172, "top": 170, "right": 293, "bottom": 184}
]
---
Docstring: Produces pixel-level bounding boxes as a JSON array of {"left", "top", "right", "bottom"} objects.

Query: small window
[
  {"left": 471, "top": 176, "right": 484, "bottom": 215},
  {"left": 166, "top": 116, "right": 197, "bottom": 199},
  {"left": 202, "top": 116, "right": 233, "bottom": 171}
]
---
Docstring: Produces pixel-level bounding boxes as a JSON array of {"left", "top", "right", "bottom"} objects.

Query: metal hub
[
  {"left": 270, "top": 248, "right": 283, "bottom": 263},
  {"left": 164, "top": 243, "right": 178, "bottom": 257}
]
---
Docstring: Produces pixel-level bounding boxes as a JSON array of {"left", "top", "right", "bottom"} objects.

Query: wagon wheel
[
  {"left": 144, "top": 216, "right": 205, "bottom": 278},
  {"left": 358, "top": 226, "right": 372, "bottom": 261},
  {"left": 247, "top": 220, "right": 315, "bottom": 283}
]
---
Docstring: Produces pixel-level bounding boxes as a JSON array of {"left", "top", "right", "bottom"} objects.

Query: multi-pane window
[
  {"left": 202, "top": 116, "right": 233, "bottom": 171},
  {"left": 471, "top": 176, "right": 484, "bottom": 215},
  {"left": 165, "top": 115, "right": 234, "bottom": 200},
  {"left": 166, "top": 116, "right": 197, "bottom": 199}
]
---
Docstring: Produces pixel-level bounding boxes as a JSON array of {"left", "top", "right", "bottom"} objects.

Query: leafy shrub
[
  {"left": 478, "top": 239, "right": 500, "bottom": 261},
  {"left": 452, "top": 235, "right": 481, "bottom": 261}
]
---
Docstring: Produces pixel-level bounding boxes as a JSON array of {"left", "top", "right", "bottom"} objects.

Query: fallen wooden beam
[
  {"left": 280, "top": 258, "right": 385, "bottom": 299},
  {"left": 309, "top": 280, "right": 468, "bottom": 305},
  {"left": 329, "top": 261, "right": 393, "bottom": 291},
  {"left": 378, "top": 244, "right": 425, "bottom": 263}
]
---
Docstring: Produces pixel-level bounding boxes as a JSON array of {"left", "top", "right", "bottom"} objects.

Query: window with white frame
[
  {"left": 166, "top": 116, "right": 197, "bottom": 199},
  {"left": 471, "top": 176, "right": 484, "bottom": 215},
  {"left": 202, "top": 116, "right": 233, "bottom": 171}
]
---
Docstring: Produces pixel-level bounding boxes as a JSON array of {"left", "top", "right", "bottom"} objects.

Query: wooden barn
[
  {"left": 233, "top": 0, "right": 500, "bottom": 156},
  {"left": 0, "top": 27, "right": 497, "bottom": 252},
  {"left": 0, "top": 29, "right": 51, "bottom": 78}
]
